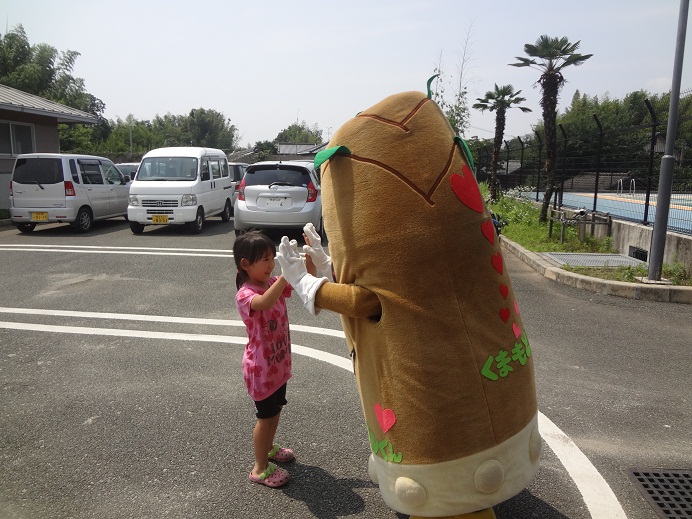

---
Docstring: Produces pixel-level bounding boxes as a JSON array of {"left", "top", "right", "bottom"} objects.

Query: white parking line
[
  {"left": 0, "top": 310, "right": 626, "bottom": 518},
  {"left": 0, "top": 246, "right": 232, "bottom": 257},
  {"left": 0, "top": 244, "right": 233, "bottom": 253},
  {"left": 0, "top": 307, "right": 346, "bottom": 338}
]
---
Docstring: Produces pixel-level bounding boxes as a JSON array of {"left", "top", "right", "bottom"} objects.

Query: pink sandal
[
  {"left": 268, "top": 443, "right": 295, "bottom": 463},
  {"left": 249, "top": 462, "right": 290, "bottom": 488}
]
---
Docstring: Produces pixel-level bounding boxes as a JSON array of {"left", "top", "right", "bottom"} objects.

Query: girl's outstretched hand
[{"left": 276, "top": 236, "right": 308, "bottom": 287}]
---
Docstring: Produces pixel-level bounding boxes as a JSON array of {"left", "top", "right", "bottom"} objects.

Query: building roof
[
  {"left": 0, "top": 83, "right": 97, "bottom": 124},
  {"left": 277, "top": 142, "right": 328, "bottom": 155}
]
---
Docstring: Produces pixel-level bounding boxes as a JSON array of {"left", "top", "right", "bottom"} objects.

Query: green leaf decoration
[
  {"left": 314, "top": 145, "right": 351, "bottom": 169},
  {"left": 454, "top": 136, "right": 475, "bottom": 170},
  {"left": 427, "top": 74, "right": 440, "bottom": 99}
]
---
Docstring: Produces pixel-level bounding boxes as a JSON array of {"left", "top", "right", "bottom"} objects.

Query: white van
[
  {"left": 127, "top": 147, "right": 234, "bottom": 234},
  {"left": 9, "top": 153, "right": 129, "bottom": 233}
]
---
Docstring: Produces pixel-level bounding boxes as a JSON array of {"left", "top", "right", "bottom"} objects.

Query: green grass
[
  {"left": 0, "top": 209, "right": 9, "bottom": 219},
  {"left": 487, "top": 187, "right": 615, "bottom": 254},
  {"left": 484, "top": 185, "right": 691, "bottom": 286}
]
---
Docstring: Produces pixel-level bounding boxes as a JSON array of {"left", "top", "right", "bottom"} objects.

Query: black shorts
[{"left": 254, "top": 383, "right": 287, "bottom": 419}]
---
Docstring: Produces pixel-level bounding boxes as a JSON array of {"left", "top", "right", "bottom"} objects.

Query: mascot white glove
[
  {"left": 302, "top": 223, "right": 334, "bottom": 282},
  {"left": 276, "top": 235, "right": 328, "bottom": 315}
]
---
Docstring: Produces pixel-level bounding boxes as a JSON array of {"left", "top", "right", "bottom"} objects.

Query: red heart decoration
[
  {"left": 512, "top": 323, "right": 522, "bottom": 338},
  {"left": 374, "top": 403, "right": 396, "bottom": 433},
  {"left": 481, "top": 219, "right": 495, "bottom": 245},
  {"left": 499, "top": 284, "right": 509, "bottom": 299},
  {"left": 499, "top": 308, "right": 510, "bottom": 322},
  {"left": 491, "top": 252, "right": 503, "bottom": 275},
  {"left": 450, "top": 166, "right": 484, "bottom": 213}
]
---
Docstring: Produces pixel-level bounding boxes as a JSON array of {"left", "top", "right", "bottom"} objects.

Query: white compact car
[
  {"left": 233, "top": 160, "right": 323, "bottom": 237},
  {"left": 9, "top": 153, "right": 129, "bottom": 233}
]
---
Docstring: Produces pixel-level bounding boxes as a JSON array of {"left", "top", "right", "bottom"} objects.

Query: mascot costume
[{"left": 277, "top": 77, "right": 541, "bottom": 519}]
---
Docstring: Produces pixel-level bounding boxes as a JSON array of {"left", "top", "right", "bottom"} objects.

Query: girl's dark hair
[{"left": 233, "top": 231, "right": 276, "bottom": 289}]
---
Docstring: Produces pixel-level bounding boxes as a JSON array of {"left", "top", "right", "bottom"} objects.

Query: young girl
[{"left": 234, "top": 231, "right": 296, "bottom": 488}]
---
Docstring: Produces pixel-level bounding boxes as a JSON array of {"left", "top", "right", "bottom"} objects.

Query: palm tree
[
  {"left": 510, "top": 35, "right": 593, "bottom": 222},
  {"left": 473, "top": 84, "right": 531, "bottom": 201}
]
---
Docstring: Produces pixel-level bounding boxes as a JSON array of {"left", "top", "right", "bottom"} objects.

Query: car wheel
[
  {"left": 130, "top": 221, "right": 145, "bottom": 234},
  {"left": 221, "top": 200, "right": 232, "bottom": 222},
  {"left": 189, "top": 208, "right": 204, "bottom": 234},
  {"left": 15, "top": 223, "right": 36, "bottom": 233},
  {"left": 72, "top": 207, "right": 93, "bottom": 233}
]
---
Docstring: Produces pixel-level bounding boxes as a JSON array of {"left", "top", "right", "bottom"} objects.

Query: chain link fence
[{"left": 472, "top": 90, "right": 692, "bottom": 235}]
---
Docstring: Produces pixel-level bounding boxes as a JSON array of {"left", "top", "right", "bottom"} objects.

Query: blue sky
[{"left": 2, "top": 0, "right": 690, "bottom": 147}]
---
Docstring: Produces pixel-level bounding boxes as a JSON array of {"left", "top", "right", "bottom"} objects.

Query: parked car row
[{"left": 7, "top": 148, "right": 324, "bottom": 237}]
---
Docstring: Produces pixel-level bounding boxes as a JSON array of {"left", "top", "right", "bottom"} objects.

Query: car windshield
[
  {"left": 137, "top": 157, "right": 198, "bottom": 181},
  {"left": 12, "top": 158, "right": 63, "bottom": 184},
  {"left": 244, "top": 167, "right": 310, "bottom": 187},
  {"left": 116, "top": 164, "right": 138, "bottom": 175}
]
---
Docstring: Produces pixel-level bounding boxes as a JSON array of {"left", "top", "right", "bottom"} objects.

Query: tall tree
[
  {"left": 510, "top": 35, "right": 592, "bottom": 221},
  {"left": 473, "top": 84, "right": 531, "bottom": 200},
  {"left": 275, "top": 121, "right": 322, "bottom": 144}
]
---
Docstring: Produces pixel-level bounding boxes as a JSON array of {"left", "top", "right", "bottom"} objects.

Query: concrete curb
[
  {"left": 500, "top": 236, "right": 692, "bottom": 304},
  {"left": 0, "top": 218, "right": 12, "bottom": 227}
]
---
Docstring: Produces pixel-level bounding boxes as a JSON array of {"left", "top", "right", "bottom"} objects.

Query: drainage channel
[
  {"left": 543, "top": 252, "right": 646, "bottom": 268},
  {"left": 627, "top": 468, "right": 691, "bottom": 518}
]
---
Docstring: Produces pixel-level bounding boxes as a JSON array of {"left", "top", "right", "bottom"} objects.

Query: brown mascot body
[{"left": 278, "top": 85, "right": 541, "bottom": 518}]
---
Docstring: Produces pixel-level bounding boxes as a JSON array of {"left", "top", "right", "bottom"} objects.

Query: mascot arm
[{"left": 315, "top": 282, "right": 381, "bottom": 318}]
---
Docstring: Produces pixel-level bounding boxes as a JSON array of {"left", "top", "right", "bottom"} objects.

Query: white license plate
[{"left": 265, "top": 197, "right": 286, "bottom": 208}]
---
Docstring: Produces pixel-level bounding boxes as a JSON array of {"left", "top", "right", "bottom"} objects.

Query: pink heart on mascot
[
  {"left": 491, "top": 252, "right": 504, "bottom": 275},
  {"left": 374, "top": 403, "right": 396, "bottom": 433},
  {"left": 481, "top": 219, "right": 495, "bottom": 245},
  {"left": 512, "top": 323, "right": 522, "bottom": 339},
  {"left": 450, "top": 166, "right": 484, "bottom": 213}
]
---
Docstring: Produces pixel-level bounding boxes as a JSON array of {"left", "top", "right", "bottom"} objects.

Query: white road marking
[
  {"left": 0, "top": 310, "right": 627, "bottom": 518},
  {"left": 0, "top": 244, "right": 233, "bottom": 253},
  {"left": 538, "top": 413, "right": 627, "bottom": 518},
  {"left": 0, "top": 307, "right": 345, "bottom": 338},
  {"left": 0, "top": 246, "right": 231, "bottom": 257}
]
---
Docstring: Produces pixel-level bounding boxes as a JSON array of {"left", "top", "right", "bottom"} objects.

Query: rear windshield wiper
[
  {"left": 31, "top": 181, "right": 45, "bottom": 190},
  {"left": 268, "top": 181, "right": 297, "bottom": 188}
]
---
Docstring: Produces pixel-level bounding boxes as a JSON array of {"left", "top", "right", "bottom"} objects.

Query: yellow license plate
[
  {"left": 152, "top": 214, "right": 169, "bottom": 224},
  {"left": 32, "top": 212, "right": 49, "bottom": 221}
]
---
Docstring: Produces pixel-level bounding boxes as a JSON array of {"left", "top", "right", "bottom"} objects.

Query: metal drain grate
[
  {"left": 627, "top": 468, "right": 692, "bottom": 518},
  {"left": 543, "top": 252, "right": 646, "bottom": 268}
]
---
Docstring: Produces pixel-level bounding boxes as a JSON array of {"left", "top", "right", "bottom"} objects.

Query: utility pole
[{"left": 648, "top": 0, "right": 689, "bottom": 281}]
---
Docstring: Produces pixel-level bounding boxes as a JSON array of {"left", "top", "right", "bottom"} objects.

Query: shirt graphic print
[{"left": 236, "top": 276, "right": 293, "bottom": 400}]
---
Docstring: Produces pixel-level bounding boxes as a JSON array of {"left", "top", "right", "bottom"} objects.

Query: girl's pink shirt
[{"left": 236, "top": 276, "right": 293, "bottom": 401}]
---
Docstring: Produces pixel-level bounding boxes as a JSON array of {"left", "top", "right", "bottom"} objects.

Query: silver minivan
[{"left": 9, "top": 153, "right": 129, "bottom": 233}]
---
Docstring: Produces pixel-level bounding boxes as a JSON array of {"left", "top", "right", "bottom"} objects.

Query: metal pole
[
  {"left": 559, "top": 124, "right": 568, "bottom": 207},
  {"left": 534, "top": 131, "right": 543, "bottom": 201},
  {"left": 643, "top": 99, "right": 659, "bottom": 225},
  {"left": 648, "top": 0, "right": 689, "bottom": 281},
  {"left": 592, "top": 114, "right": 604, "bottom": 213},
  {"left": 518, "top": 136, "right": 525, "bottom": 187}
]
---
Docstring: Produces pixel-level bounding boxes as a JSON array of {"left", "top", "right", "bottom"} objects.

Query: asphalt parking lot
[{"left": 0, "top": 218, "right": 690, "bottom": 519}]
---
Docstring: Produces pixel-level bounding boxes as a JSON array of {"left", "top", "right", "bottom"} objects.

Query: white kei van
[
  {"left": 127, "top": 147, "right": 234, "bottom": 234},
  {"left": 9, "top": 153, "right": 129, "bottom": 233}
]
